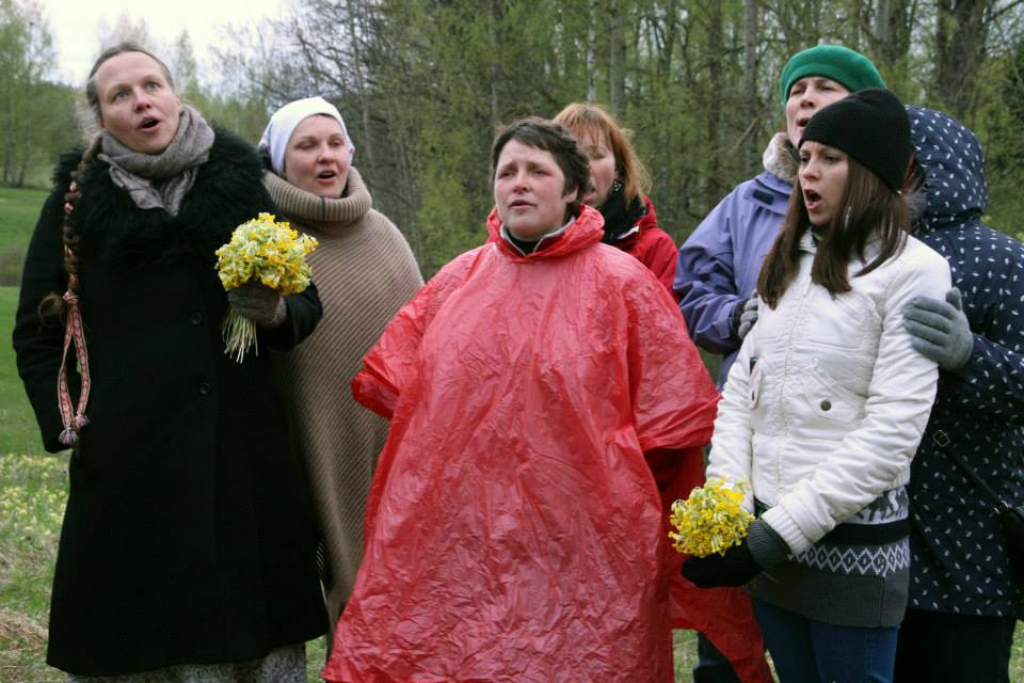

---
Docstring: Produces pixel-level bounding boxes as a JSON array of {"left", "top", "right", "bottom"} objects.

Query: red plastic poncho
[{"left": 324, "top": 206, "right": 719, "bottom": 682}]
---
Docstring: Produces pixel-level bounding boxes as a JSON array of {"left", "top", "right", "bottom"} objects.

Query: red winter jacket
[{"left": 610, "top": 196, "right": 679, "bottom": 294}]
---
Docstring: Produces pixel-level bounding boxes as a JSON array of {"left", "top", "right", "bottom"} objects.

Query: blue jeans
[{"left": 752, "top": 598, "right": 899, "bottom": 683}]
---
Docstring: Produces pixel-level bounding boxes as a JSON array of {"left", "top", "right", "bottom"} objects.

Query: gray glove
[
  {"left": 903, "top": 287, "right": 973, "bottom": 372},
  {"left": 746, "top": 518, "right": 790, "bottom": 568},
  {"left": 228, "top": 282, "right": 287, "bottom": 329},
  {"left": 732, "top": 295, "right": 760, "bottom": 341}
]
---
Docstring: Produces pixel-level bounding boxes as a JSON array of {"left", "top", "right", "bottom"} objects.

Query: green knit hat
[{"left": 779, "top": 45, "right": 886, "bottom": 107}]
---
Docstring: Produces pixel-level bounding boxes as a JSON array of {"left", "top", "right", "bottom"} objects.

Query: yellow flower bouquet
[
  {"left": 669, "top": 477, "right": 754, "bottom": 557},
  {"left": 215, "top": 213, "right": 318, "bottom": 362}
]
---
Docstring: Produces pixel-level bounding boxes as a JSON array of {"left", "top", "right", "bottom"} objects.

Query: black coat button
[
  {"left": 198, "top": 382, "right": 213, "bottom": 396},
  {"left": 820, "top": 399, "right": 832, "bottom": 411},
  {"left": 189, "top": 311, "right": 204, "bottom": 325}
]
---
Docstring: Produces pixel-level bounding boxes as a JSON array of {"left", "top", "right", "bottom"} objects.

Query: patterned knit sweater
[{"left": 265, "top": 168, "right": 423, "bottom": 630}]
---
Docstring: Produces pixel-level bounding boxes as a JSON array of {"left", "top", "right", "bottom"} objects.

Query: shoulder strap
[{"left": 932, "top": 428, "right": 1009, "bottom": 513}]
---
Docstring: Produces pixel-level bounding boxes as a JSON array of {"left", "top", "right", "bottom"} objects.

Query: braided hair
[
  {"left": 38, "top": 134, "right": 102, "bottom": 321},
  {"left": 39, "top": 42, "right": 174, "bottom": 320},
  {"left": 40, "top": 42, "right": 175, "bottom": 444}
]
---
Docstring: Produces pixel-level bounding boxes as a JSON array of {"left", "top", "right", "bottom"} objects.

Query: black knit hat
[{"left": 799, "top": 88, "right": 911, "bottom": 192}]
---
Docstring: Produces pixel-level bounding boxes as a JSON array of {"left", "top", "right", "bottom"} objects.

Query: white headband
[{"left": 258, "top": 96, "right": 354, "bottom": 175}]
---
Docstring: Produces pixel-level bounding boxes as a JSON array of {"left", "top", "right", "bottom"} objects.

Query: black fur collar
[{"left": 57, "top": 129, "right": 273, "bottom": 273}]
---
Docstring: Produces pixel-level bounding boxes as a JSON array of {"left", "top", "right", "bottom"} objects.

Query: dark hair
[
  {"left": 491, "top": 117, "right": 592, "bottom": 219},
  {"left": 41, "top": 43, "right": 174, "bottom": 321},
  {"left": 38, "top": 136, "right": 103, "bottom": 321},
  {"left": 757, "top": 156, "right": 909, "bottom": 308},
  {"left": 86, "top": 42, "right": 176, "bottom": 124},
  {"left": 554, "top": 102, "right": 651, "bottom": 204}
]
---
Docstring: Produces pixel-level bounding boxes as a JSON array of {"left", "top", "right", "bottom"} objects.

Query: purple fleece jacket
[{"left": 674, "top": 168, "right": 792, "bottom": 387}]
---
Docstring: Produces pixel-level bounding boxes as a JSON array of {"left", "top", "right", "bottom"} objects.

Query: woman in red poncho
[{"left": 323, "top": 118, "right": 719, "bottom": 683}]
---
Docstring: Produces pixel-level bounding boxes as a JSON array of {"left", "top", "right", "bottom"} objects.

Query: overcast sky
[{"left": 41, "top": 0, "right": 292, "bottom": 84}]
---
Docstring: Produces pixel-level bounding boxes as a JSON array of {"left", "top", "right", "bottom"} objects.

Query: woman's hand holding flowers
[
  {"left": 228, "top": 282, "right": 287, "bottom": 328},
  {"left": 682, "top": 535, "right": 762, "bottom": 587},
  {"left": 681, "top": 519, "right": 790, "bottom": 588},
  {"left": 215, "top": 213, "right": 317, "bottom": 362}
]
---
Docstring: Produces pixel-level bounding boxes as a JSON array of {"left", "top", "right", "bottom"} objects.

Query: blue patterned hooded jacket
[{"left": 906, "top": 106, "right": 1024, "bottom": 618}]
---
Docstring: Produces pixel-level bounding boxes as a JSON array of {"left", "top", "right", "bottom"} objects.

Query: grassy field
[
  {"left": 0, "top": 184, "right": 1018, "bottom": 680},
  {"left": 1, "top": 281, "right": 63, "bottom": 681},
  {"left": 0, "top": 186, "right": 46, "bottom": 288},
  {"left": 0, "top": 187, "right": 46, "bottom": 248}
]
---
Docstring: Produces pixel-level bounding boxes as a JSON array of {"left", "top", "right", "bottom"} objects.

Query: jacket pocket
[
  {"left": 800, "top": 289, "right": 876, "bottom": 351},
  {"left": 747, "top": 358, "right": 763, "bottom": 410},
  {"left": 802, "top": 362, "right": 866, "bottom": 426},
  {"left": 749, "top": 358, "right": 780, "bottom": 436}
]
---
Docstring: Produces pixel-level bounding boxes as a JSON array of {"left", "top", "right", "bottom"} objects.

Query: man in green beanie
[{"left": 673, "top": 43, "right": 885, "bottom": 683}]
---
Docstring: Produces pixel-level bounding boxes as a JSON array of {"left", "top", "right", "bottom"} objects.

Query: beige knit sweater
[{"left": 265, "top": 168, "right": 423, "bottom": 632}]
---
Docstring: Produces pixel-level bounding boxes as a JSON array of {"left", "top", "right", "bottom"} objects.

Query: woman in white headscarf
[{"left": 258, "top": 97, "right": 423, "bottom": 632}]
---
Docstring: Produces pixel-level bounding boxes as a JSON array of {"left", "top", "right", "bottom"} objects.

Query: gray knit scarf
[{"left": 98, "top": 105, "right": 215, "bottom": 216}]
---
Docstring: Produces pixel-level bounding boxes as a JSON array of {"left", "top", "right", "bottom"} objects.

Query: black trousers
[
  {"left": 894, "top": 608, "right": 1016, "bottom": 683},
  {"left": 693, "top": 632, "right": 742, "bottom": 683}
]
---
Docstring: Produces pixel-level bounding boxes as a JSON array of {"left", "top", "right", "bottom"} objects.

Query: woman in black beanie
[{"left": 681, "top": 89, "right": 951, "bottom": 682}]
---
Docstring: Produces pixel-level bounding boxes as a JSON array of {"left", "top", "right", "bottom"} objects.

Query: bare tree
[
  {"left": 743, "top": 0, "right": 760, "bottom": 177},
  {"left": 609, "top": 0, "right": 626, "bottom": 117}
]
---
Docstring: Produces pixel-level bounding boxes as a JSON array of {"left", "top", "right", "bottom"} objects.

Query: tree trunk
[
  {"left": 587, "top": 0, "right": 597, "bottom": 102},
  {"left": 875, "top": 0, "right": 891, "bottom": 46},
  {"left": 934, "top": 0, "right": 992, "bottom": 119},
  {"left": 348, "top": 0, "right": 376, "bottom": 174},
  {"left": 609, "top": 0, "right": 625, "bottom": 117},
  {"left": 704, "top": 0, "right": 724, "bottom": 206},
  {"left": 870, "top": 0, "right": 914, "bottom": 77},
  {"left": 743, "top": 0, "right": 758, "bottom": 177},
  {"left": 488, "top": 0, "right": 501, "bottom": 127}
]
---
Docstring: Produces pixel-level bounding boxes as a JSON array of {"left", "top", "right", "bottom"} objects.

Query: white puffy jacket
[{"left": 708, "top": 231, "right": 951, "bottom": 554}]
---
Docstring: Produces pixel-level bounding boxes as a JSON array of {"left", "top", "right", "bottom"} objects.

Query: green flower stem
[{"left": 222, "top": 310, "right": 258, "bottom": 363}]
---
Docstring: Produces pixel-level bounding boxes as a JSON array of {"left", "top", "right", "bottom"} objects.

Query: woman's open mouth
[{"left": 804, "top": 189, "right": 822, "bottom": 211}]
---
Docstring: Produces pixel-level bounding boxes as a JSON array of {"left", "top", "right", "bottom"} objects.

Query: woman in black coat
[{"left": 12, "top": 42, "right": 326, "bottom": 679}]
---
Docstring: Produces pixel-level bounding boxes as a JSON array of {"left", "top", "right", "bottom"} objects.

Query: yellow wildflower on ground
[{"left": 669, "top": 477, "right": 754, "bottom": 557}]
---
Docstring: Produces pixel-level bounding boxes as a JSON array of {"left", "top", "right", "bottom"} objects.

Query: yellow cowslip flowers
[
  {"left": 215, "top": 213, "right": 318, "bottom": 362},
  {"left": 669, "top": 477, "right": 754, "bottom": 557}
]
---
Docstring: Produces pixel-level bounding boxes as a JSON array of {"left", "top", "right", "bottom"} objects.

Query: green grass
[
  {"left": 0, "top": 186, "right": 46, "bottom": 287},
  {"left": 1, "top": 282, "right": 64, "bottom": 681},
  {"left": 0, "top": 187, "right": 46, "bottom": 248},
  {"left": 0, "top": 452, "right": 65, "bottom": 681},
  {"left": 0, "top": 288, "right": 38, "bottom": 457}
]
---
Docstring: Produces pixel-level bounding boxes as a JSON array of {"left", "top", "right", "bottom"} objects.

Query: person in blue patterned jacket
[{"left": 895, "top": 107, "right": 1024, "bottom": 683}]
